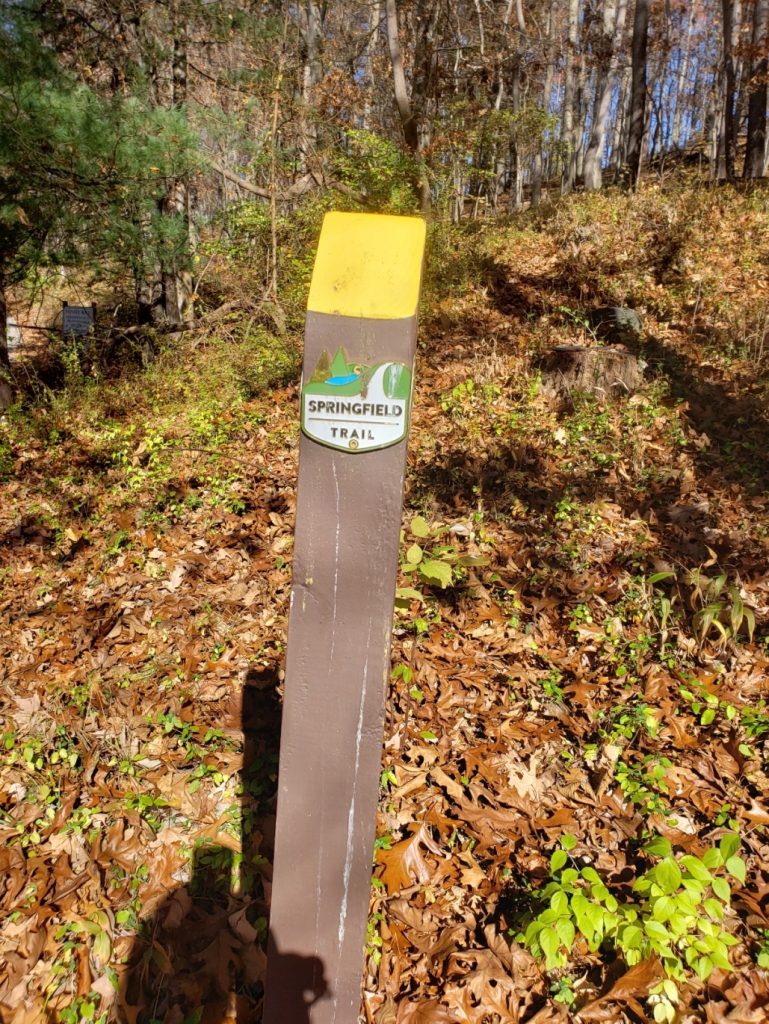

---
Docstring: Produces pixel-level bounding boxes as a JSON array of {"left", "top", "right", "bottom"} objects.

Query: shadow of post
[{"left": 118, "top": 667, "right": 327, "bottom": 1024}]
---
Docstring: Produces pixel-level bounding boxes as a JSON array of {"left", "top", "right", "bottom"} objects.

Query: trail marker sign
[
  {"left": 263, "top": 212, "right": 426, "bottom": 1024},
  {"left": 301, "top": 351, "right": 412, "bottom": 452},
  {"left": 61, "top": 303, "right": 95, "bottom": 337}
]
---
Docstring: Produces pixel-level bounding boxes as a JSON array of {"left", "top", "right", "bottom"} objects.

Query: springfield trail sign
[
  {"left": 301, "top": 348, "right": 412, "bottom": 452},
  {"left": 263, "top": 212, "right": 426, "bottom": 1024}
]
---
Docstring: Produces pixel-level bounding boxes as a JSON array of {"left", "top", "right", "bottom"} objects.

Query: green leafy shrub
[
  {"left": 687, "top": 568, "right": 756, "bottom": 646},
  {"left": 396, "top": 515, "right": 488, "bottom": 604},
  {"left": 334, "top": 129, "right": 420, "bottom": 214},
  {"left": 615, "top": 756, "right": 671, "bottom": 815},
  {"left": 206, "top": 190, "right": 334, "bottom": 329},
  {"left": 422, "top": 220, "right": 489, "bottom": 303},
  {"left": 518, "top": 833, "right": 745, "bottom": 1023}
]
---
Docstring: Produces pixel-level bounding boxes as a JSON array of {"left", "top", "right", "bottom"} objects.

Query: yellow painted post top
[{"left": 307, "top": 212, "right": 426, "bottom": 320}]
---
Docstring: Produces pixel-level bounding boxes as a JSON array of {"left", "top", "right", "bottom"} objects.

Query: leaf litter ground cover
[{"left": 2, "top": 183, "right": 769, "bottom": 1023}]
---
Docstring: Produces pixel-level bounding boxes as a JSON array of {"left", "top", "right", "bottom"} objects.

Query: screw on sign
[{"left": 263, "top": 212, "right": 426, "bottom": 1024}]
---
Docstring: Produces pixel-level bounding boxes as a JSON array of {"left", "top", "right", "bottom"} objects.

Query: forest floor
[{"left": 2, "top": 177, "right": 769, "bottom": 1024}]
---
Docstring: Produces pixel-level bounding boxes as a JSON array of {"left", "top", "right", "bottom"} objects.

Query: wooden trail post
[{"left": 263, "top": 212, "right": 426, "bottom": 1024}]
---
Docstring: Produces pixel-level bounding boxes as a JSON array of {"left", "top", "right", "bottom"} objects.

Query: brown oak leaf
[
  {"left": 376, "top": 823, "right": 443, "bottom": 896},
  {"left": 396, "top": 999, "right": 458, "bottom": 1023}
]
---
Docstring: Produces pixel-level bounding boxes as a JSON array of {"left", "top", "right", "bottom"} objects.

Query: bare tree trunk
[
  {"left": 452, "top": 159, "right": 463, "bottom": 223},
  {"left": 269, "top": 13, "right": 289, "bottom": 301},
  {"left": 414, "top": 0, "right": 442, "bottom": 213},
  {"left": 491, "top": 0, "right": 514, "bottom": 212},
  {"left": 137, "top": 3, "right": 193, "bottom": 328},
  {"left": 300, "top": 0, "right": 323, "bottom": 169},
  {"left": 721, "top": 0, "right": 739, "bottom": 180},
  {"left": 562, "top": 0, "right": 580, "bottom": 193},
  {"left": 385, "top": 0, "right": 439, "bottom": 211},
  {"left": 362, "top": 0, "right": 381, "bottom": 130},
  {"left": 473, "top": 0, "right": 486, "bottom": 56},
  {"left": 671, "top": 3, "right": 696, "bottom": 147},
  {"left": 709, "top": 86, "right": 725, "bottom": 178},
  {"left": 515, "top": 0, "right": 527, "bottom": 33},
  {"left": 532, "top": 0, "right": 555, "bottom": 206},
  {"left": 510, "top": 64, "right": 524, "bottom": 209},
  {"left": 161, "top": 18, "right": 194, "bottom": 325},
  {"left": 385, "top": 0, "right": 418, "bottom": 152},
  {"left": 575, "top": 60, "right": 588, "bottom": 179},
  {"left": 584, "top": 0, "right": 628, "bottom": 190},
  {"left": 745, "top": 0, "right": 769, "bottom": 177},
  {"left": 626, "top": 0, "right": 650, "bottom": 188},
  {"left": 709, "top": 27, "right": 727, "bottom": 178},
  {"left": 648, "top": 78, "right": 663, "bottom": 162},
  {"left": 691, "top": 49, "right": 711, "bottom": 140},
  {"left": 611, "top": 65, "right": 631, "bottom": 173},
  {"left": 735, "top": 0, "right": 751, "bottom": 160}
]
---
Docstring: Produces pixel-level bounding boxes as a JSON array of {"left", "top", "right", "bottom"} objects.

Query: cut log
[{"left": 540, "top": 345, "right": 645, "bottom": 397}]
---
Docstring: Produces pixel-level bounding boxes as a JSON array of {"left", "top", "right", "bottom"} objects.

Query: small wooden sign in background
[
  {"left": 263, "top": 212, "right": 426, "bottom": 1024},
  {"left": 61, "top": 302, "right": 95, "bottom": 336}
]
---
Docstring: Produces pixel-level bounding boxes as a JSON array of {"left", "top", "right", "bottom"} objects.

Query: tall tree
[
  {"left": 385, "top": 0, "right": 418, "bottom": 154},
  {"left": 744, "top": 0, "right": 769, "bottom": 177},
  {"left": 562, "top": 0, "right": 581, "bottom": 193},
  {"left": 0, "top": 3, "right": 200, "bottom": 405},
  {"left": 531, "top": 0, "right": 556, "bottom": 207},
  {"left": 671, "top": 2, "right": 697, "bottom": 149},
  {"left": 721, "top": 0, "right": 741, "bottom": 180},
  {"left": 626, "top": 0, "right": 650, "bottom": 187},
  {"left": 384, "top": 0, "right": 440, "bottom": 211},
  {"left": 362, "top": 1, "right": 382, "bottom": 130},
  {"left": 583, "top": 0, "right": 629, "bottom": 190},
  {"left": 299, "top": 0, "right": 324, "bottom": 170},
  {"left": 124, "top": 0, "right": 199, "bottom": 325},
  {"left": 40, "top": 0, "right": 217, "bottom": 325}
]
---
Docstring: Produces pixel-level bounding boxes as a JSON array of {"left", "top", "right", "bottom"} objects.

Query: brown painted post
[{"left": 263, "top": 212, "right": 426, "bottom": 1024}]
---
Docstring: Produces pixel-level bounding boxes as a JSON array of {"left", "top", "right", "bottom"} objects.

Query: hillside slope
[{"left": 1, "top": 180, "right": 768, "bottom": 1024}]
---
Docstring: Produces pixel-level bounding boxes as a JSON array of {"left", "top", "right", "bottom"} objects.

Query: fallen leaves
[
  {"left": 377, "top": 824, "right": 446, "bottom": 896},
  {"left": 394, "top": 998, "right": 458, "bottom": 1023},
  {"left": 0, "top": 394, "right": 295, "bottom": 1021},
  {"left": 578, "top": 957, "right": 664, "bottom": 1017}
]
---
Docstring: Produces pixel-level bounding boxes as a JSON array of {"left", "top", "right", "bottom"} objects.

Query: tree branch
[{"left": 208, "top": 158, "right": 367, "bottom": 204}]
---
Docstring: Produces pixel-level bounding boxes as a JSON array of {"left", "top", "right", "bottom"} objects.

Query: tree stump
[{"left": 539, "top": 345, "right": 645, "bottom": 397}]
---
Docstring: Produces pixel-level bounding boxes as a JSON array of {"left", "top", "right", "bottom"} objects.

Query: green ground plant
[
  {"left": 518, "top": 833, "right": 746, "bottom": 1023},
  {"left": 595, "top": 699, "right": 659, "bottom": 743},
  {"left": 365, "top": 909, "right": 385, "bottom": 966},
  {"left": 397, "top": 515, "right": 489, "bottom": 604},
  {"left": 687, "top": 568, "right": 755, "bottom": 646},
  {"left": 123, "top": 792, "right": 169, "bottom": 832},
  {"left": 440, "top": 377, "right": 503, "bottom": 427},
  {"left": 0, "top": 431, "right": 13, "bottom": 480},
  {"left": 615, "top": 756, "right": 671, "bottom": 815}
]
